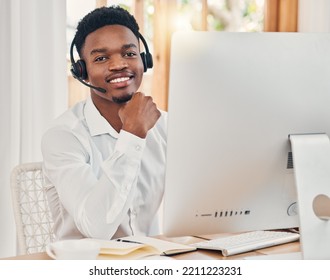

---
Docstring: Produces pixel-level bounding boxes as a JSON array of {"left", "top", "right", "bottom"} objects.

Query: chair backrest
[{"left": 10, "top": 162, "right": 55, "bottom": 255}]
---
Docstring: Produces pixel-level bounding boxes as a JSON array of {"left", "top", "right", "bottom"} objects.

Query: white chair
[{"left": 10, "top": 162, "right": 55, "bottom": 255}]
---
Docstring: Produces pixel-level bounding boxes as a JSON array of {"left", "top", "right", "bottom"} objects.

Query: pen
[{"left": 116, "top": 239, "right": 142, "bottom": 244}]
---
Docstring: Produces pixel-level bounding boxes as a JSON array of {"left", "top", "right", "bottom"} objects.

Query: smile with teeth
[{"left": 109, "top": 77, "right": 130, "bottom": 84}]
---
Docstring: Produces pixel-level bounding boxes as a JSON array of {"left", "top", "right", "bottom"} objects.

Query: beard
[{"left": 112, "top": 93, "right": 133, "bottom": 104}]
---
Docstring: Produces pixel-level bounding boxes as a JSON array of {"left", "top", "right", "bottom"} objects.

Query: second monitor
[{"left": 163, "top": 31, "right": 330, "bottom": 237}]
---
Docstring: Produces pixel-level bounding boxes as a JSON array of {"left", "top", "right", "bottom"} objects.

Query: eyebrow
[{"left": 90, "top": 43, "right": 138, "bottom": 56}]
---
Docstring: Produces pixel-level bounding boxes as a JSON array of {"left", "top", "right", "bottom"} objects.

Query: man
[{"left": 41, "top": 6, "right": 167, "bottom": 240}]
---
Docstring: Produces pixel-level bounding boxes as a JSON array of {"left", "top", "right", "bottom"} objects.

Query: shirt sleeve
[{"left": 41, "top": 127, "right": 145, "bottom": 240}]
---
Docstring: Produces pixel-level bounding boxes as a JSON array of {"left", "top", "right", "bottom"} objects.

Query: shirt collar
[{"left": 84, "top": 96, "right": 119, "bottom": 138}]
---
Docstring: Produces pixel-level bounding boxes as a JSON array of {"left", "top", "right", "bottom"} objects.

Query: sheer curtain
[
  {"left": 0, "top": 0, "right": 67, "bottom": 257},
  {"left": 298, "top": 0, "right": 330, "bottom": 32}
]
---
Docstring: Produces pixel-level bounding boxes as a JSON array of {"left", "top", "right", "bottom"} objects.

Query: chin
[{"left": 112, "top": 93, "right": 133, "bottom": 104}]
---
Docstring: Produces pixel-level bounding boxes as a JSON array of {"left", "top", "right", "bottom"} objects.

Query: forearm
[
  {"left": 75, "top": 148, "right": 143, "bottom": 239},
  {"left": 42, "top": 128, "right": 145, "bottom": 239}
]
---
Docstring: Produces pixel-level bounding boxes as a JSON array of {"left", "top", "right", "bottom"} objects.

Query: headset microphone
[
  {"left": 70, "top": 31, "right": 153, "bottom": 94},
  {"left": 72, "top": 75, "right": 107, "bottom": 93}
]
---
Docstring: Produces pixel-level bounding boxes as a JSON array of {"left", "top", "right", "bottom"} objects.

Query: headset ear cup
[
  {"left": 71, "top": 60, "right": 88, "bottom": 80},
  {"left": 139, "top": 33, "right": 153, "bottom": 72},
  {"left": 70, "top": 63, "right": 79, "bottom": 79},
  {"left": 146, "top": 52, "right": 153, "bottom": 69},
  {"left": 140, "top": 52, "right": 153, "bottom": 72},
  {"left": 140, "top": 52, "right": 147, "bottom": 72},
  {"left": 76, "top": 60, "right": 88, "bottom": 80}
]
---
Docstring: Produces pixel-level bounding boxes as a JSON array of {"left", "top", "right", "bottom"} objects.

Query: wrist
[{"left": 121, "top": 126, "right": 147, "bottom": 139}]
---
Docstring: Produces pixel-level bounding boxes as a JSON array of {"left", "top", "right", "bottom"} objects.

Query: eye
[
  {"left": 94, "top": 56, "right": 108, "bottom": 62},
  {"left": 124, "top": 52, "right": 137, "bottom": 58}
]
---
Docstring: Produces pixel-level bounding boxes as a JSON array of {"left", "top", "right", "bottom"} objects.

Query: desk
[{"left": 2, "top": 234, "right": 301, "bottom": 260}]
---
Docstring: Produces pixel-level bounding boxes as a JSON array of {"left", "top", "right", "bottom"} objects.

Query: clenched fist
[{"left": 118, "top": 92, "right": 161, "bottom": 138}]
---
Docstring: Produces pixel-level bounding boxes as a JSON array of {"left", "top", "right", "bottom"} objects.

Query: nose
[{"left": 108, "top": 55, "right": 128, "bottom": 71}]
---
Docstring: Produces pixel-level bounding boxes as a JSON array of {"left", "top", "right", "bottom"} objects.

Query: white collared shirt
[{"left": 41, "top": 97, "right": 167, "bottom": 240}]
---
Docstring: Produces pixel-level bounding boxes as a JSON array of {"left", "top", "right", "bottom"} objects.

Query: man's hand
[{"left": 118, "top": 92, "right": 161, "bottom": 138}]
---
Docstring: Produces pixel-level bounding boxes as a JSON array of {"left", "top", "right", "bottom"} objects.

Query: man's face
[{"left": 81, "top": 24, "right": 144, "bottom": 103}]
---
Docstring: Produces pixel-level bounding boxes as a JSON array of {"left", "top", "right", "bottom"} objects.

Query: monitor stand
[
  {"left": 245, "top": 134, "right": 330, "bottom": 260},
  {"left": 290, "top": 133, "right": 330, "bottom": 260}
]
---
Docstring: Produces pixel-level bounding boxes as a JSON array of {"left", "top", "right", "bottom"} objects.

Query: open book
[{"left": 84, "top": 236, "right": 196, "bottom": 260}]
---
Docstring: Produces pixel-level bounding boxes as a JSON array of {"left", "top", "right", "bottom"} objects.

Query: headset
[{"left": 70, "top": 32, "right": 153, "bottom": 94}]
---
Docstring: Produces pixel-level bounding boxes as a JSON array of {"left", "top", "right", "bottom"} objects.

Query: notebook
[{"left": 84, "top": 236, "right": 196, "bottom": 260}]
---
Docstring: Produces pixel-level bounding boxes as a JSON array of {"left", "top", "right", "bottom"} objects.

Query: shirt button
[{"left": 135, "top": 145, "right": 141, "bottom": 151}]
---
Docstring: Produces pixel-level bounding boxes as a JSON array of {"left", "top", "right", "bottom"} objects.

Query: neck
[{"left": 91, "top": 94, "right": 123, "bottom": 133}]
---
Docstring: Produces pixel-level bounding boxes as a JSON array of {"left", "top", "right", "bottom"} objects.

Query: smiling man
[{"left": 41, "top": 6, "right": 167, "bottom": 240}]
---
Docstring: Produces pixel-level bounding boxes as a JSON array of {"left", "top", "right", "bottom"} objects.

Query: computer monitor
[{"left": 163, "top": 31, "right": 330, "bottom": 237}]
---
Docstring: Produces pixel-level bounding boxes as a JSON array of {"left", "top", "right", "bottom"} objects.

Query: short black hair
[{"left": 74, "top": 5, "right": 140, "bottom": 57}]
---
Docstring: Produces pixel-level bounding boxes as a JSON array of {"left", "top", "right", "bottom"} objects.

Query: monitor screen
[{"left": 163, "top": 31, "right": 330, "bottom": 237}]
